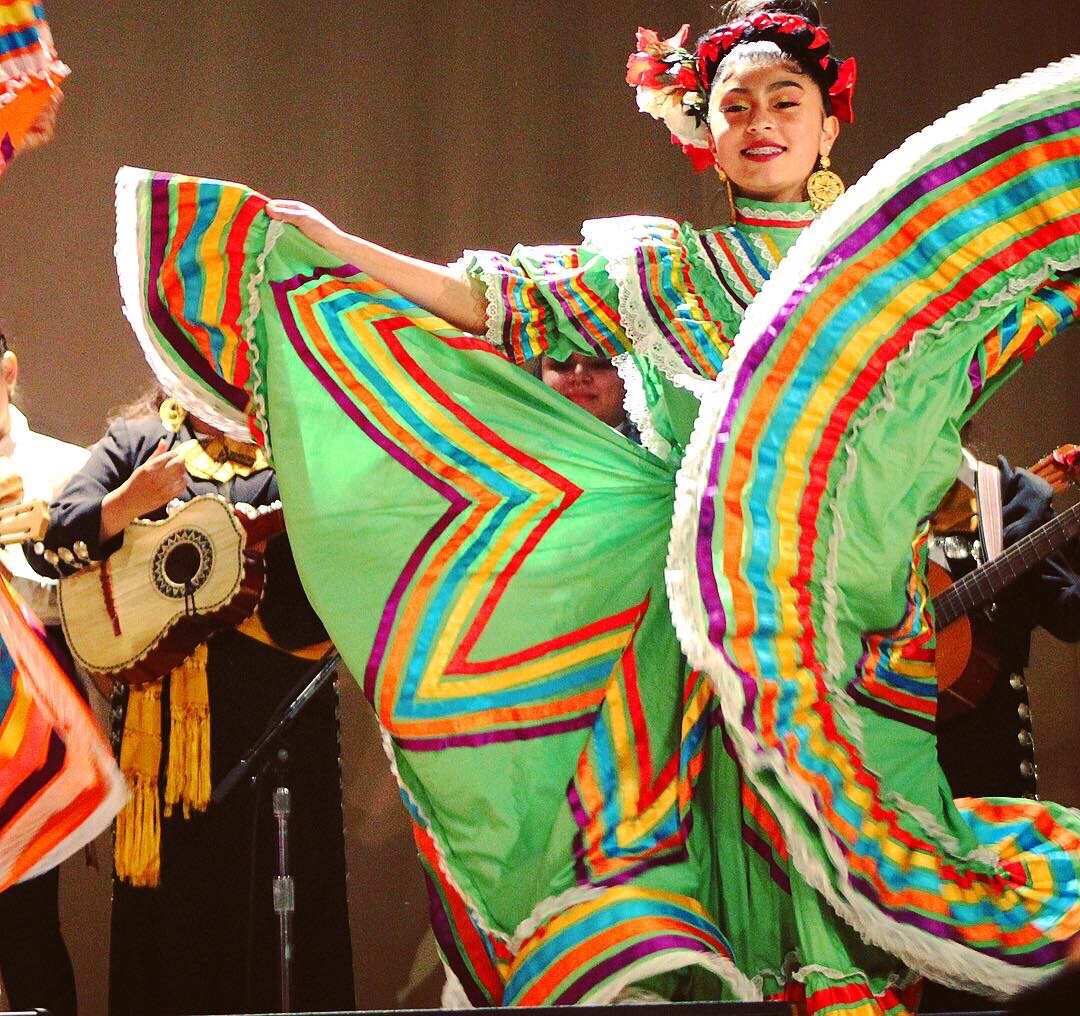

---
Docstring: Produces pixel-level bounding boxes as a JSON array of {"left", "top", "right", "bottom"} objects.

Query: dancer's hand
[
  {"left": 266, "top": 199, "right": 343, "bottom": 248},
  {"left": 267, "top": 199, "right": 487, "bottom": 334}
]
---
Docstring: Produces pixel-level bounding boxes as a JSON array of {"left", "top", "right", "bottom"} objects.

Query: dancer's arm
[{"left": 266, "top": 200, "right": 487, "bottom": 335}]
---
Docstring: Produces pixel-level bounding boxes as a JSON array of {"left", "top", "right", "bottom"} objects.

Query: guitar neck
[
  {"left": 0, "top": 500, "right": 50, "bottom": 545},
  {"left": 935, "top": 498, "right": 1080, "bottom": 627}
]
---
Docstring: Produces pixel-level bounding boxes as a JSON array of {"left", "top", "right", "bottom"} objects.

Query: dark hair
[
  {"left": 0, "top": 328, "right": 8, "bottom": 357},
  {"left": 108, "top": 383, "right": 168, "bottom": 423},
  {"left": 705, "top": 1, "right": 833, "bottom": 112},
  {"left": 718, "top": 0, "right": 822, "bottom": 25}
]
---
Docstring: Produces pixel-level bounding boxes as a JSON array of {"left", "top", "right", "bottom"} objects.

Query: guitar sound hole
[
  {"left": 152, "top": 528, "right": 215, "bottom": 598},
  {"left": 164, "top": 543, "right": 202, "bottom": 586}
]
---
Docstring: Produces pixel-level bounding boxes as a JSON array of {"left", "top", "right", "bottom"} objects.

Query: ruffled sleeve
[
  {"left": 460, "top": 214, "right": 739, "bottom": 380},
  {"left": 459, "top": 238, "right": 632, "bottom": 364}
]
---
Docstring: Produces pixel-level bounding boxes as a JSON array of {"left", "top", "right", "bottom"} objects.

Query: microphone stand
[
  {"left": 273, "top": 784, "right": 294, "bottom": 1012},
  {"left": 212, "top": 647, "right": 341, "bottom": 1013}
]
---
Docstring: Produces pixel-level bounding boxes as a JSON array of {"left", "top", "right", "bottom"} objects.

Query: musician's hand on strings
[
  {"left": 99, "top": 441, "right": 188, "bottom": 542},
  {"left": 128, "top": 440, "right": 188, "bottom": 510},
  {"left": 999, "top": 457, "right": 1054, "bottom": 547}
]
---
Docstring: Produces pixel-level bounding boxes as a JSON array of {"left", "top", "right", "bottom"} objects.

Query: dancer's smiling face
[{"left": 708, "top": 48, "right": 839, "bottom": 204}]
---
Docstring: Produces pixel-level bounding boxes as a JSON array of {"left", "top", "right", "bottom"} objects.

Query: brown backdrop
[{"left": 0, "top": 2, "right": 1076, "bottom": 1013}]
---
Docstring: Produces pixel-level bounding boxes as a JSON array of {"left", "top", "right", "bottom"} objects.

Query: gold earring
[
  {"left": 806, "top": 154, "right": 845, "bottom": 213},
  {"left": 716, "top": 168, "right": 737, "bottom": 223}
]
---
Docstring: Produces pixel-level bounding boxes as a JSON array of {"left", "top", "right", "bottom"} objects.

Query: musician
[
  {"left": 933, "top": 450, "right": 1080, "bottom": 799},
  {"left": 535, "top": 352, "right": 641, "bottom": 443},
  {"left": 925, "top": 449, "right": 1080, "bottom": 1014},
  {"left": 27, "top": 390, "right": 355, "bottom": 1016},
  {"left": 0, "top": 326, "right": 89, "bottom": 1016}
]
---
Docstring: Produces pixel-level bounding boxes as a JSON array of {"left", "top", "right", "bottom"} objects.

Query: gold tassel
[
  {"left": 164, "top": 643, "right": 211, "bottom": 819},
  {"left": 114, "top": 681, "right": 163, "bottom": 887}
]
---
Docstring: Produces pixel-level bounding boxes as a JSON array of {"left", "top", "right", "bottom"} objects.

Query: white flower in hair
[{"left": 627, "top": 25, "right": 711, "bottom": 168}]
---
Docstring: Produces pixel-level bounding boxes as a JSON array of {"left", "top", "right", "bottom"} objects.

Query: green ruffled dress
[{"left": 112, "top": 56, "right": 1080, "bottom": 1015}]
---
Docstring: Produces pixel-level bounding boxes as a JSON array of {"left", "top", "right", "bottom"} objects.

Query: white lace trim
[
  {"left": 610, "top": 986, "right": 671, "bottom": 1005},
  {"left": 510, "top": 883, "right": 608, "bottom": 951},
  {"left": 753, "top": 951, "right": 919, "bottom": 997},
  {"left": 242, "top": 218, "right": 283, "bottom": 457},
  {"left": 735, "top": 201, "right": 818, "bottom": 225},
  {"left": 746, "top": 229, "right": 781, "bottom": 275},
  {"left": 665, "top": 56, "right": 1080, "bottom": 997},
  {"left": 790, "top": 962, "right": 920, "bottom": 993},
  {"left": 439, "top": 972, "right": 472, "bottom": 1009},
  {"left": 451, "top": 254, "right": 507, "bottom": 352},
  {"left": 114, "top": 166, "right": 256, "bottom": 443},
  {"left": 723, "top": 227, "right": 773, "bottom": 294},
  {"left": 0, "top": 55, "right": 69, "bottom": 111},
  {"left": 583, "top": 218, "right": 712, "bottom": 400},
  {"left": 613, "top": 353, "right": 673, "bottom": 461},
  {"left": 699, "top": 230, "right": 759, "bottom": 307}
]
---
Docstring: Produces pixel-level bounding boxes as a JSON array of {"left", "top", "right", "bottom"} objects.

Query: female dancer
[
  {"left": 112, "top": 2, "right": 1080, "bottom": 1012},
  {"left": 0, "top": 326, "right": 91, "bottom": 1015},
  {"left": 0, "top": 0, "right": 124, "bottom": 914}
]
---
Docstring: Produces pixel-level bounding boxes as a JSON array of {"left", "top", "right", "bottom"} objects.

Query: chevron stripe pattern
[{"left": 0, "top": 574, "right": 125, "bottom": 889}]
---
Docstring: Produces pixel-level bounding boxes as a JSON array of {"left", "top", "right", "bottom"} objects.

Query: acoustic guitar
[
  {"left": 934, "top": 496, "right": 1080, "bottom": 720},
  {"left": 58, "top": 495, "right": 283, "bottom": 687},
  {"left": 0, "top": 499, "right": 50, "bottom": 549}
]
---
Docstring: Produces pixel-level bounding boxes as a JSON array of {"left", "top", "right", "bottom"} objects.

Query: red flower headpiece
[
  {"left": 628, "top": 14, "right": 857, "bottom": 171},
  {"left": 696, "top": 13, "right": 857, "bottom": 124}
]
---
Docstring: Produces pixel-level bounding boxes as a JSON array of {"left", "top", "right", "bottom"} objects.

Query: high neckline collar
[{"left": 733, "top": 196, "right": 817, "bottom": 230}]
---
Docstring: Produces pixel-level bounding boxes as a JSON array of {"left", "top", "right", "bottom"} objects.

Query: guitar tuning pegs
[
  {"left": 58, "top": 547, "right": 77, "bottom": 565},
  {"left": 74, "top": 541, "right": 91, "bottom": 562}
]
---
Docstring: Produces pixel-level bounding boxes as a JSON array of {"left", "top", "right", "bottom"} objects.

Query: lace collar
[{"left": 732, "top": 196, "right": 818, "bottom": 232}]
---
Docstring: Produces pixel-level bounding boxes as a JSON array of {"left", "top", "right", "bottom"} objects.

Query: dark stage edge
[
  {"left": 206, "top": 1007, "right": 793, "bottom": 1016},
  {"left": 198, "top": 1007, "right": 1012, "bottom": 1016}
]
